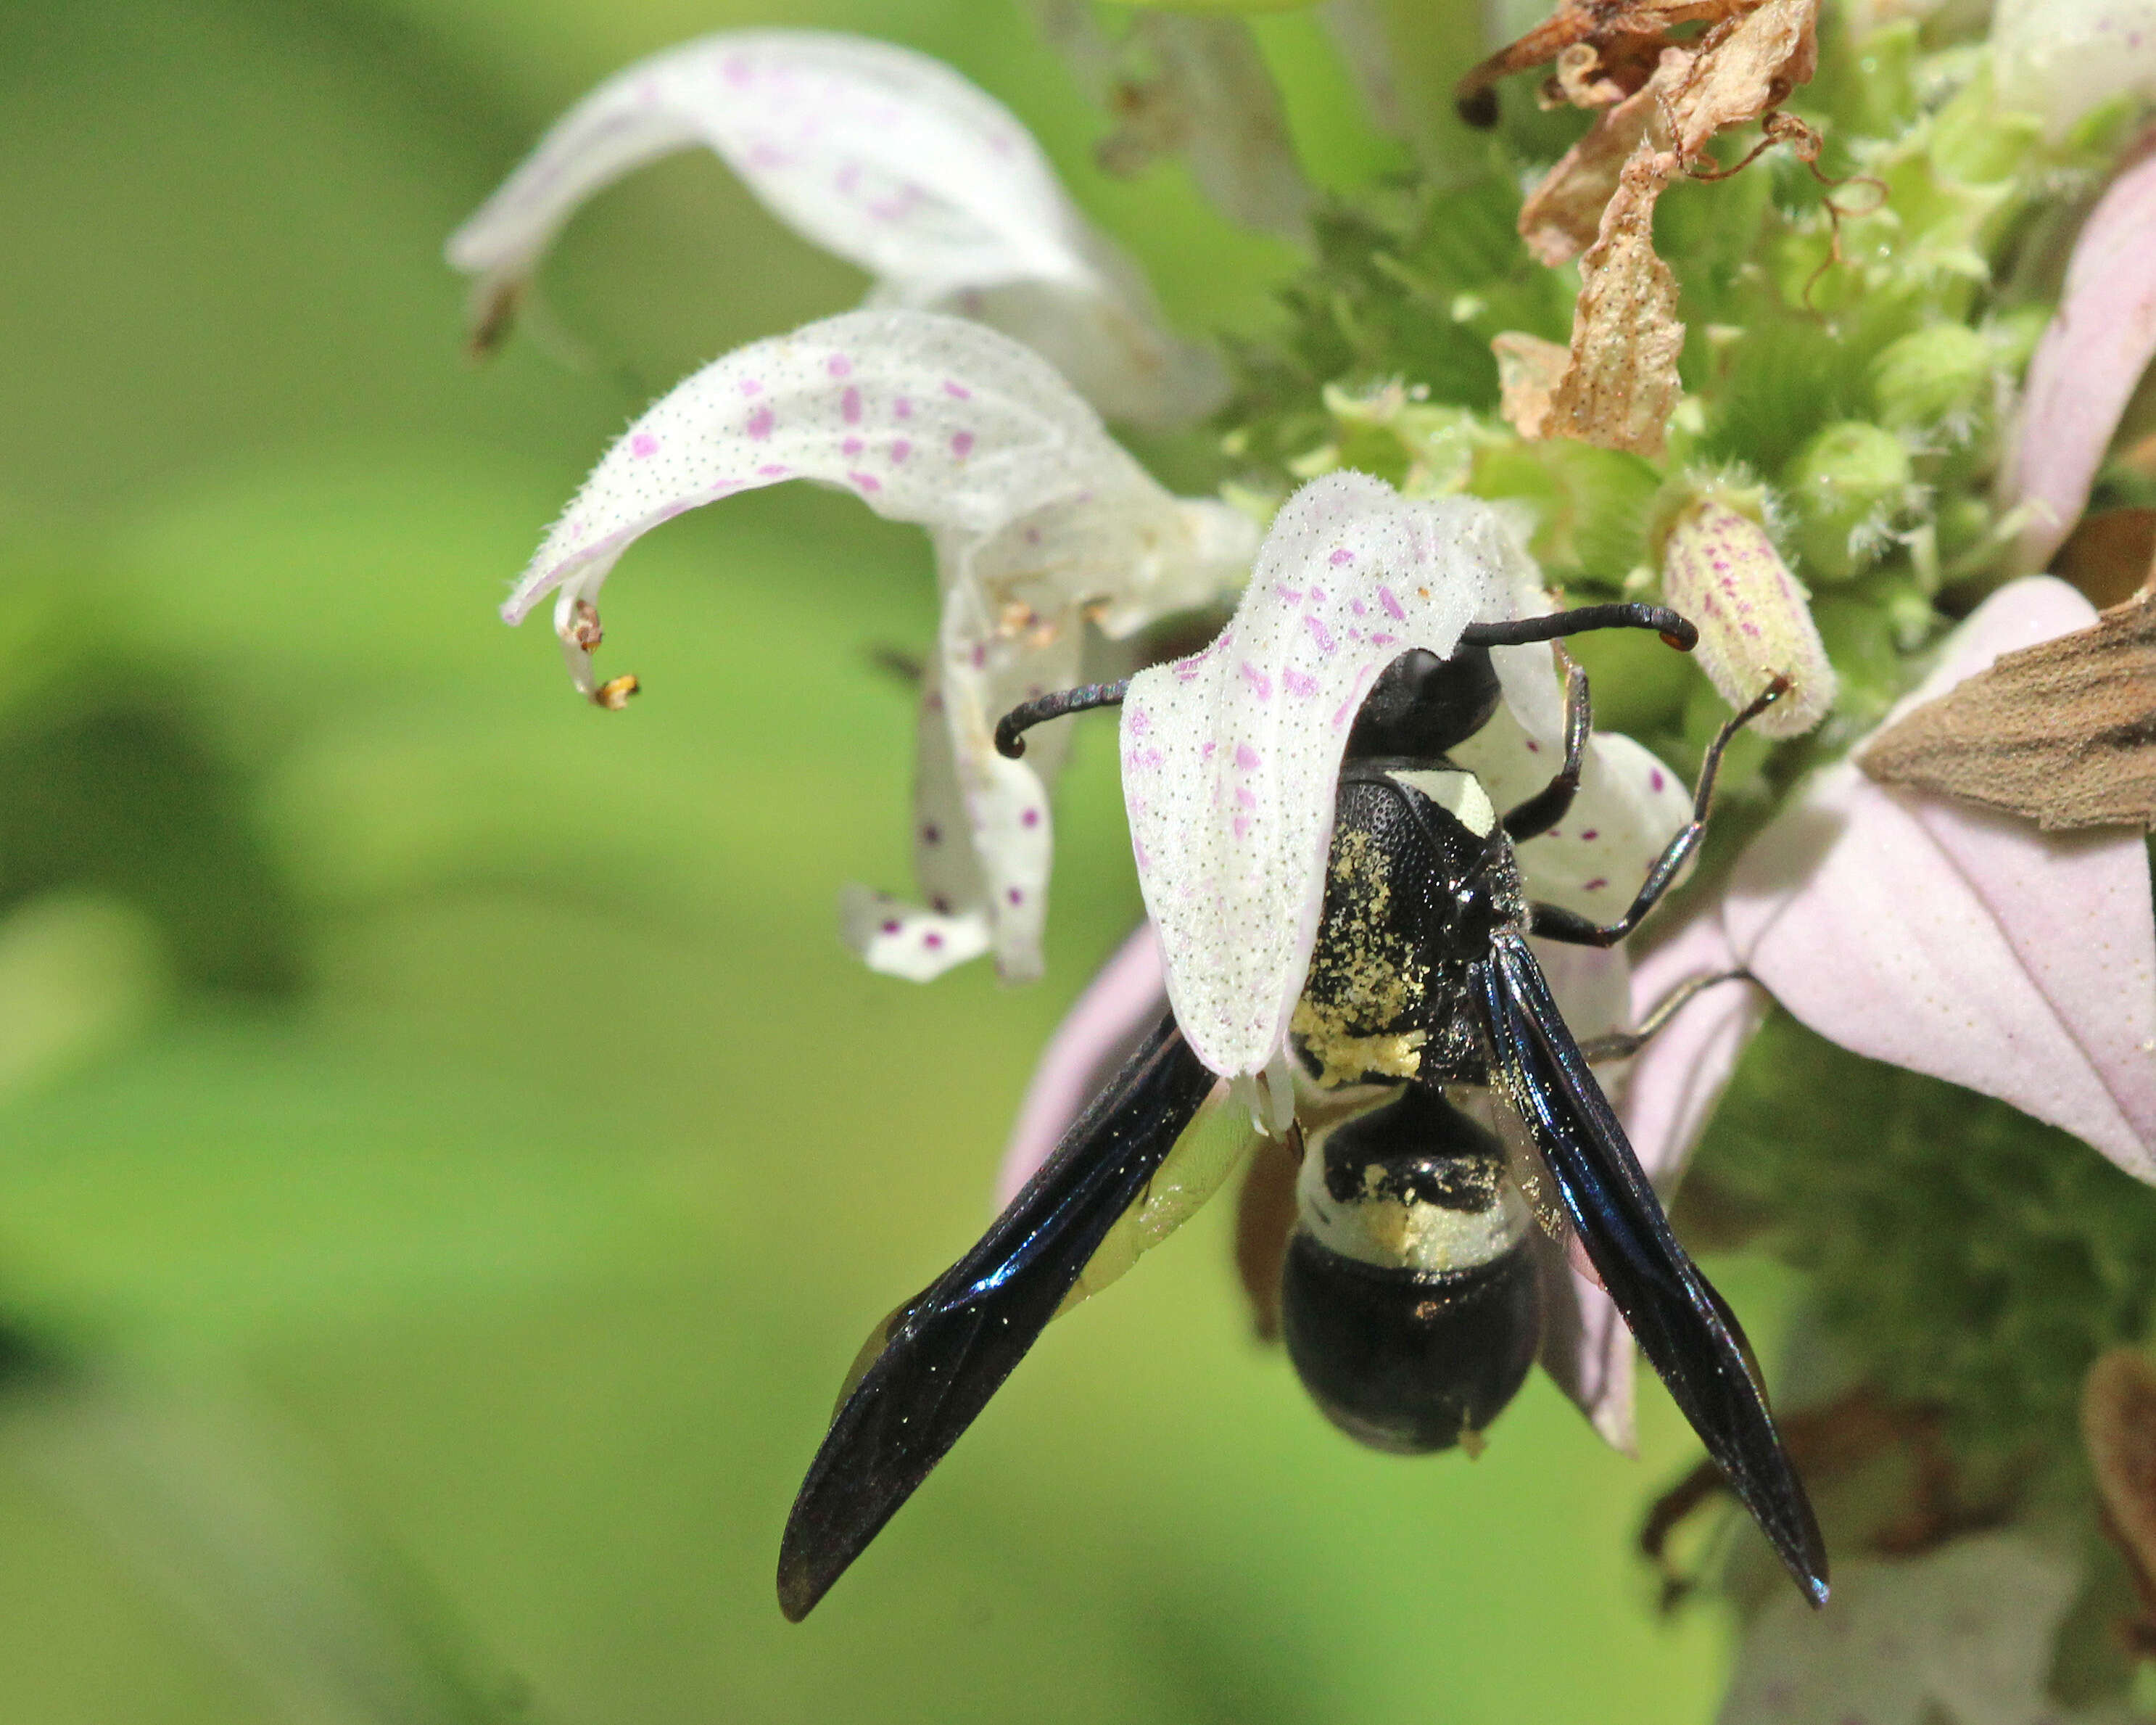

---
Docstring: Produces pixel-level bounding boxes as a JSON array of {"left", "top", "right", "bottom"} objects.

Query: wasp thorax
[{"left": 1281, "top": 1087, "right": 1541, "bottom": 1455}]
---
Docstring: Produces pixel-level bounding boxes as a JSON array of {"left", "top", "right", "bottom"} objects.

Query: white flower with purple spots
[
  {"left": 503, "top": 308, "right": 1256, "bottom": 984},
  {"left": 1121, "top": 472, "right": 1688, "bottom": 1096},
  {"left": 448, "top": 30, "right": 1222, "bottom": 427}
]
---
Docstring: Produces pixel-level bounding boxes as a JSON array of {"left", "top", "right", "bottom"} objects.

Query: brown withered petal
[
  {"left": 1519, "top": 71, "right": 1672, "bottom": 267},
  {"left": 2054, "top": 508, "right": 2156, "bottom": 611},
  {"left": 1492, "top": 331, "right": 1573, "bottom": 438},
  {"left": 1860, "top": 582, "right": 2156, "bottom": 831},
  {"left": 1453, "top": 0, "right": 1740, "bottom": 121},
  {"left": 2082, "top": 1349, "right": 2156, "bottom": 1618},
  {"left": 1545, "top": 148, "right": 1686, "bottom": 458},
  {"left": 1661, "top": 0, "right": 1820, "bottom": 163}
]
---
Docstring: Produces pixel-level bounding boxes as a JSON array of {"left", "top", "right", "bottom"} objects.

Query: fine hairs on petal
[
  {"left": 1124, "top": 474, "right": 1532, "bottom": 1079},
  {"left": 447, "top": 30, "right": 1221, "bottom": 426}
]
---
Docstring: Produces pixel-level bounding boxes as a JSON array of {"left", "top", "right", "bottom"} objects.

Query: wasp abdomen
[{"left": 1283, "top": 1086, "right": 1542, "bottom": 1455}]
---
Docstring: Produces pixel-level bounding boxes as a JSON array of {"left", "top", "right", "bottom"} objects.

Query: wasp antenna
[
  {"left": 994, "top": 679, "right": 1131, "bottom": 759},
  {"left": 1461, "top": 605, "right": 1698, "bottom": 654}
]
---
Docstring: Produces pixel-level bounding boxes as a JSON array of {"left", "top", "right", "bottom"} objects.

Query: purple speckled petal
[
  {"left": 2002, "top": 147, "right": 2156, "bottom": 574},
  {"left": 448, "top": 29, "right": 1220, "bottom": 424},
  {"left": 1725, "top": 577, "right": 2156, "bottom": 1182},
  {"left": 996, "top": 923, "right": 1168, "bottom": 1207}
]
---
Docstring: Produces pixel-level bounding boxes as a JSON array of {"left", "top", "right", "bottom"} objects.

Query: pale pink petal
[
  {"left": 995, "top": 923, "right": 1168, "bottom": 1206},
  {"left": 1621, "top": 913, "right": 1772, "bottom": 1190},
  {"left": 1537, "top": 917, "right": 1769, "bottom": 1452},
  {"left": 1725, "top": 577, "right": 2156, "bottom": 1181},
  {"left": 2002, "top": 147, "right": 2156, "bottom": 574}
]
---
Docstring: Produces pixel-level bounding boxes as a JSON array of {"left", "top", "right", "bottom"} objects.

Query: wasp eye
[{"left": 1281, "top": 1088, "right": 1542, "bottom": 1454}]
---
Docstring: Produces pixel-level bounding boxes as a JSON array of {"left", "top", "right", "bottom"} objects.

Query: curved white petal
[
  {"left": 1725, "top": 577, "right": 2156, "bottom": 1180},
  {"left": 1122, "top": 475, "right": 1531, "bottom": 1079},
  {"left": 1992, "top": 0, "right": 2156, "bottom": 137},
  {"left": 448, "top": 30, "right": 1219, "bottom": 425},
  {"left": 514, "top": 310, "right": 1252, "bottom": 983}
]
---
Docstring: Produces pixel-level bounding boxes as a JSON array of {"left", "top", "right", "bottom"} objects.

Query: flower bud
[
  {"left": 1870, "top": 325, "right": 1991, "bottom": 434},
  {"left": 1784, "top": 420, "right": 1915, "bottom": 580},
  {"left": 1653, "top": 490, "right": 1837, "bottom": 739}
]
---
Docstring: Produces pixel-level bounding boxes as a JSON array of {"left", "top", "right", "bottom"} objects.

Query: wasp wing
[
  {"left": 777, "top": 1013, "right": 1216, "bottom": 1621},
  {"left": 1480, "top": 931, "right": 1829, "bottom": 1605}
]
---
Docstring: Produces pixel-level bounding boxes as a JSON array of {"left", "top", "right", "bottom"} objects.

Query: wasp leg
[
  {"left": 1502, "top": 648, "right": 1590, "bottom": 841},
  {"left": 1572, "top": 968, "right": 1751, "bottom": 1063},
  {"left": 1528, "top": 675, "right": 1790, "bottom": 950}
]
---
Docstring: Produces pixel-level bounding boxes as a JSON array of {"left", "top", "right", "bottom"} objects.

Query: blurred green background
[{"left": 0, "top": 2, "right": 1777, "bottom": 1718}]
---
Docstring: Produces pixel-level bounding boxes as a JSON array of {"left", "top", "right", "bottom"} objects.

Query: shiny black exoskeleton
[{"left": 776, "top": 607, "right": 1826, "bottom": 1623}]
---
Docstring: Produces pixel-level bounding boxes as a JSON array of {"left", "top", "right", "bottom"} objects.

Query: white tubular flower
[
  {"left": 506, "top": 308, "right": 1255, "bottom": 984},
  {"left": 1992, "top": 0, "right": 2156, "bottom": 137},
  {"left": 447, "top": 30, "right": 1222, "bottom": 427},
  {"left": 1120, "top": 472, "right": 1688, "bottom": 1089}
]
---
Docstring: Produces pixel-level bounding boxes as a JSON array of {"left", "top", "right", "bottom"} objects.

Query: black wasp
[{"left": 777, "top": 602, "right": 1825, "bottom": 1621}]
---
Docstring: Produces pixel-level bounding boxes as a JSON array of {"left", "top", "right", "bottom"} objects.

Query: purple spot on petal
[
  {"left": 889, "top": 439, "right": 912, "bottom": 464},
  {"left": 893, "top": 397, "right": 914, "bottom": 420},
  {"left": 1351, "top": 598, "right": 1367, "bottom": 617},
  {"left": 1236, "top": 786, "right": 1256, "bottom": 809},
  {"left": 1583, "top": 878, "right": 1608, "bottom": 892},
  {"left": 758, "top": 463, "right": 788, "bottom": 477},
  {"left": 1310, "top": 586, "right": 1327, "bottom": 605},
  {"left": 1370, "top": 633, "right": 1398, "bottom": 649},
  {"left": 1378, "top": 585, "right": 1407, "bottom": 622},
  {"left": 1235, "top": 743, "right": 1261, "bottom": 771},
  {"left": 1020, "top": 807, "right": 1040, "bottom": 828},
  {"left": 1006, "top": 888, "right": 1023, "bottom": 906},
  {"left": 1329, "top": 548, "right": 1352, "bottom": 566},
  {"left": 630, "top": 432, "right": 659, "bottom": 458},
  {"left": 1304, "top": 614, "right": 1338, "bottom": 654},
  {"left": 924, "top": 931, "right": 944, "bottom": 950},
  {"left": 1526, "top": 739, "right": 1541, "bottom": 753},
  {"left": 1651, "top": 769, "right": 1666, "bottom": 793},
  {"left": 841, "top": 437, "right": 864, "bottom": 456},
  {"left": 1273, "top": 584, "right": 1304, "bottom": 604},
  {"left": 740, "top": 378, "right": 764, "bottom": 398},
  {"left": 1233, "top": 814, "right": 1252, "bottom": 841},
  {"left": 1128, "top": 709, "right": 1151, "bottom": 736},
  {"left": 880, "top": 918, "right": 901, "bottom": 936},
  {"left": 1284, "top": 668, "right": 1318, "bottom": 698},
  {"left": 828, "top": 355, "right": 853, "bottom": 378},
  {"left": 841, "top": 387, "right": 862, "bottom": 425},
  {"left": 950, "top": 430, "right": 975, "bottom": 458},
  {"left": 943, "top": 380, "right": 972, "bottom": 399},
  {"left": 746, "top": 406, "right": 775, "bottom": 440},
  {"left": 1240, "top": 660, "right": 1273, "bottom": 700},
  {"left": 850, "top": 471, "right": 881, "bottom": 493},
  {"left": 1579, "top": 828, "right": 1598, "bottom": 841}
]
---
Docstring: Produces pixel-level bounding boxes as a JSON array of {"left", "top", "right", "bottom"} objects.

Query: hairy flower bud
[
  {"left": 1870, "top": 324, "right": 1992, "bottom": 434},
  {"left": 1654, "top": 487, "right": 1837, "bottom": 738},
  {"left": 1785, "top": 420, "right": 1917, "bottom": 580}
]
